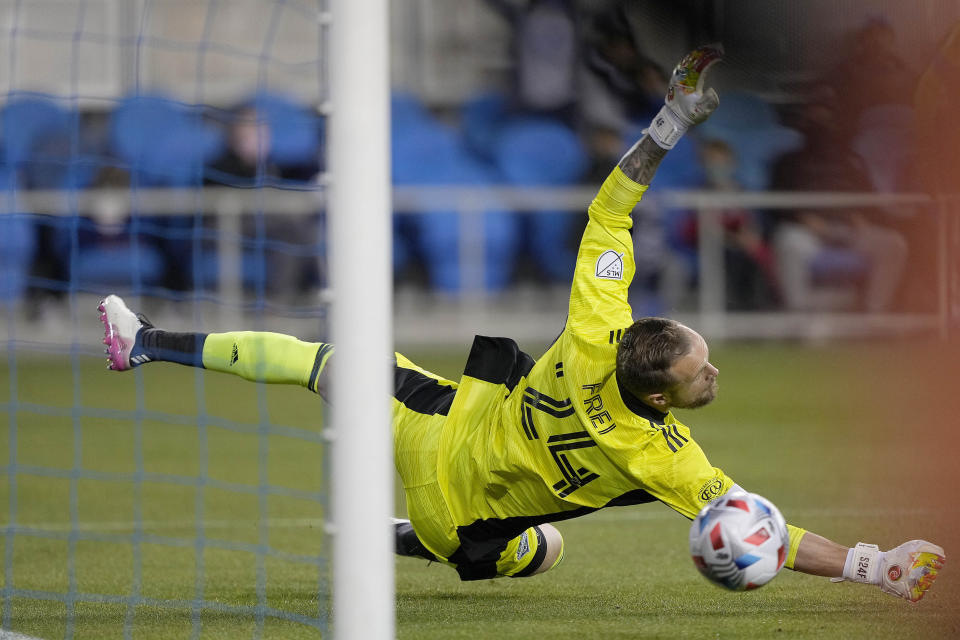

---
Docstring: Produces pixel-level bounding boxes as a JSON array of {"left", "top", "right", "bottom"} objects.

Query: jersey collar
[{"left": 616, "top": 374, "right": 669, "bottom": 424}]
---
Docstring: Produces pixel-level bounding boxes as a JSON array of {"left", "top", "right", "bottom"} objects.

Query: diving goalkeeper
[{"left": 98, "top": 46, "right": 943, "bottom": 600}]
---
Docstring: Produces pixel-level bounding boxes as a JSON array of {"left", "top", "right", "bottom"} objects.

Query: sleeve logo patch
[
  {"left": 698, "top": 477, "right": 724, "bottom": 502},
  {"left": 595, "top": 250, "right": 624, "bottom": 280}
]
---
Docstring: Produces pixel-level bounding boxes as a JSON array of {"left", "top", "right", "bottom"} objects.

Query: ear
[{"left": 643, "top": 392, "right": 670, "bottom": 410}]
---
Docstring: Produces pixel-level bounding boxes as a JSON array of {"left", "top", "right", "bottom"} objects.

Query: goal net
[{"left": 0, "top": 1, "right": 394, "bottom": 637}]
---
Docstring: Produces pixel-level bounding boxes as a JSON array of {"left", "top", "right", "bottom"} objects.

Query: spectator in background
[
  {"left": 206, "top": 100, "right": 322, "bottom": 303},
  {"left": 1, "top": 94, "right": 171, "bottom": 298},
  {"left": 483, "top": 0, "right": 579, "bottom": 122},
  {"left": 667, "top": 140, "right": 778, "bottom": 311},
  {"left": 107, "top": 94, "right": 224, "bottom": 293},
  {"left": 578, "top": 2, "right": 667, "bottom": 175},
  {"left": 770, "top": 93, "right": 908, "bottom": 313},
  {"left": 820, "top": 17, "right": 916, "bottom": 146},
  {"left": 451, "top": 0, "right": 591, "bottom": 290}
]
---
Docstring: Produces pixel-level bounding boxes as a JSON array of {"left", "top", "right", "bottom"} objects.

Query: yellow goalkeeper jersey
[{"left": 395, "top": 166, "right": 805, "bottom": 574}]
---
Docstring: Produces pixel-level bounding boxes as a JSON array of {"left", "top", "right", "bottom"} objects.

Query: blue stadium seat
[
  {"left": 0, "top": 166, "right": 34, "bottom": 305},
  {"left": 494, "top": 117, "right": 586, "bottom": 185},
  {"left": 3, "top": 93, "right": 101, "bottom": 190},
  {"left": 392, "top": 93, "right": 519, "bottom": 293},
  {"left": 461, "top": 91, "right": 510, "bottom": 162},
  {"left": 0, "top": 95, "right": 114, "bottom": 297},
  {"left": 98, "top": 94, "right": 226, "bottom": 290},
  {"left": 111, "top": 94, "right": 223, "bottom": 187},
  {"left": 247, "top": 91, "right": 323, "bottom": 169},
  {"left": 3, "top": 93, "right": 72, "bottom": 164},
  {"left": 493, "top": 117, "right": 587, "bottom": 283}
]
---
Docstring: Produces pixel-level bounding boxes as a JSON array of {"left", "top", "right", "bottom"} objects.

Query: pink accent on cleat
[{"left": 98, "top": 295, "right": 143, "bottom": 371}]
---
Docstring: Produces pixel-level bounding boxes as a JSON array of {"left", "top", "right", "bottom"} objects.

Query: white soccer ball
[{"left": 689, "top": 491, "right": 789, "bottom": 591}]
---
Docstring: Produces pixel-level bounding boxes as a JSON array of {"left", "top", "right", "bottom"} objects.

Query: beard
[{"left": 673, "top": 382, "right": 718, "bottom": 410}]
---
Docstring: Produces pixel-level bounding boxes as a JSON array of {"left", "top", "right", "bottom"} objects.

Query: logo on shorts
[
  {"left": 887, "top": 565, "right": 903, "bottom": 582},
  {"left": 516, "top": 531, "right": 531, "bottom": 561},
  {"left": 595, "top": 250, "right": 623, "bottom": 280}
]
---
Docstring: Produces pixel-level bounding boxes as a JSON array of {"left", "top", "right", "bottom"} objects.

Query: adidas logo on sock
[
  {"left": 230, "top": 344, "right": 239, "bottom": 365},
  {"left": 130, "top": 354, "right": 152, "bottom": 365}
]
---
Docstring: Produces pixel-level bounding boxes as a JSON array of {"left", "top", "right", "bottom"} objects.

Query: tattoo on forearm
[{"left": 617, "top": 135, "right": 668, "bottom": 185}]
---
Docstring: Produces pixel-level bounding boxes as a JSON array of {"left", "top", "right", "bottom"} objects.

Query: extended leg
[{"left": 98, "top": 294, "right": 333, "bottom": 396}]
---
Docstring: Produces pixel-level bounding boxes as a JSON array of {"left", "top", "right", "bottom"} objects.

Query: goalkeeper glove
[
  {"left": 647, "top": 44, "right": 724, "bottom": 149},
  {"left": 837, "top": 540, "right": 945, "bottom": 603}
]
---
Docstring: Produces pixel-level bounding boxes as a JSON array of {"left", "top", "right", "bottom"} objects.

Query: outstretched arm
[
  {"left": 790, "top": 530, "right": 945, "bottom": 603},
  {"left": 617, "top": 44, "right": 723, "bottom": 185},
  {"left": 617, "top": 136, "right": 668, "bottom": 185},
  {"left": 566, "top": 45, "right": 723, "bottom": 343},
  {"left": 791, "top": 531, "right": 848, "bottom": 576}
]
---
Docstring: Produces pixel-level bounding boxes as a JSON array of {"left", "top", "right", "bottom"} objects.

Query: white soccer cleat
[{"left": 98, "top": 294, "right": 149, "bottom": 371}]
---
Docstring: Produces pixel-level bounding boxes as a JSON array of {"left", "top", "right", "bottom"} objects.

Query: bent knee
[{"left": 510, "top": 524, "right": 564, "bottom": 578}]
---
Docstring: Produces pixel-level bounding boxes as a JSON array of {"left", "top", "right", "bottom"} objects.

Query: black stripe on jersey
[
  {"left": 524, "top": 387, "right": 571, "bottom": 410},
  {"left": 526, "top": 402, "right": 575, "bottom": 419},
  {"left": 555, "top": 450, "right": 579, "bottom": 482},
  {"left": 661, "top": 429, "right": 678, "bottom": 453},
  {"left": 521, "top": 406, "right": 538, "bottom": 440},
  {"left": 660, "top": 425, "right": 687, "bottom": 452},
  {"left": 547, "top": 433, "right": 598, "bottom": 496},
  {"left": 308, "top": 343, "right": 332, "bottom": 392},
  {"left": 616, "top": 329, "right": 623, "bottom": 342},
  {"left": 547, "top": 431, "right": 591, "bottom": 442},
  {"left": 549, "top": 443, "right": 596, "bottom": 482},
  {"left": 555, "top": 362, "right": 564, "bottom": 379},
  {"left": 394, "top": 360, "right": 456, "bottom": 416},
  {"left": 609, "top": 330, "right": 615, "bottom": 344},
  {"left": 523, "top": 388, "right": 575, "bottom": 418},
  {"left": 554, "top": 472, "right": 599, "bottom": 498},
  {"left": 463, "top": 336, "right": 535, "bottom": 391}
]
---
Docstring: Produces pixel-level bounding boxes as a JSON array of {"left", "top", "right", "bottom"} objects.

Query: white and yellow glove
[
  {"left": 836, "top": 540, "right": 945, "bottom": 603},
  {"left": 647, "top": 44, "right": 724, "bottom": 149}
]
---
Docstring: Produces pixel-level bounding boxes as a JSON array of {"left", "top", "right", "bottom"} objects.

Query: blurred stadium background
[{"left": 2, "top": 0, "right": 960, "bottom": 638}]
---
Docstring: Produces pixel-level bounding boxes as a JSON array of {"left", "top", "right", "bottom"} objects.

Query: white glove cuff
[
  {"left": 646, "top": 105, "right": 688, "bottom": 150},
  {"left": 842, "top": 542, "right": 883, "bottom": 584}
]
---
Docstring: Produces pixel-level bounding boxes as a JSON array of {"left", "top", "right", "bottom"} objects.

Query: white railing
[{"left": 4, "top": 185, "right": 951, "bottom": 343}]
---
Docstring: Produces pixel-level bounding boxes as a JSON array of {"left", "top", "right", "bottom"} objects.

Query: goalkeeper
[{"left": 98, "top": 45, "right": 943, "bottom": 600}]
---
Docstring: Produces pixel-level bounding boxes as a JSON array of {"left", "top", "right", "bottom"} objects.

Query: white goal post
[{"left": 328, "top": 1, "right": 394, "bottom": 639}]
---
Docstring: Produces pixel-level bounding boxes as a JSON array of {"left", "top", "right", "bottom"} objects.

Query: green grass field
[{"left": 2, "top": 340, "right": 959, "bottom": 639}]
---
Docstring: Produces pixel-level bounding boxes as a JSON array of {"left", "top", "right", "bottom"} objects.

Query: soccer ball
[{"left": 689, "top": 491, "right": 789, "bottom": 591}]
